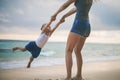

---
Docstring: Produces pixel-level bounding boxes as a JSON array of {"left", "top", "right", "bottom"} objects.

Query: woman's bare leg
[
  {"left": 27, "top": 56, "right": 34, "bottom": 68},
  {"left": 12, "top": 47, "right": 26, "bottom": 52},
  {"left": 65, "top": 32, "right": 81, "bottom": 80},
  {"left": 73, "top": 36, "right": 86, "bottom": 80}
]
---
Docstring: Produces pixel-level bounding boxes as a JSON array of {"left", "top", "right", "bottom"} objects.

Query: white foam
[
  {"left": 40, "top": 51, "right": 56, "bottom": 57},
  {"left": 1, "top": 56, "right": 120, "bottom": 70}
]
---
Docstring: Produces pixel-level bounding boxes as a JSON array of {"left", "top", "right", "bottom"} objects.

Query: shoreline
[
  {"left": 0, "top": 59, "right": 120, "bottom": 80},
  {"left": 0, "top": 39, "right": 120, "bottom": 45},
  {"left": 0, "top": 56, "right": 120, "bottom": 70}
]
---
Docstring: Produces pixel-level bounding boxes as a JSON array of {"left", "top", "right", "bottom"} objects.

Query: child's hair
[{"left": 41, "top": 23, "right": 47, "bottom": 30}]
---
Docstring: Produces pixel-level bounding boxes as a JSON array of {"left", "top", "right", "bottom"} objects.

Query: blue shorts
[
  {"left": 71, "top": 19, "right": 91, "bottom": 37},
  {"left": 25, "top": 41, "right": 41, "bottom": 58}
]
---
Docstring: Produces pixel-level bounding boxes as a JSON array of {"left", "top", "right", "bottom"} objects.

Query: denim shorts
[
  {"left": 71, "top": 19, "right": 91, "bottom": 37},
  {"left": 25, "top": 41, "right": 41, "bottom": 58}
]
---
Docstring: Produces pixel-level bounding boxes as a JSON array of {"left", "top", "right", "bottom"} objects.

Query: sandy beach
[{"left": 0, "top": 59, "right": 120, "bottom": 80}]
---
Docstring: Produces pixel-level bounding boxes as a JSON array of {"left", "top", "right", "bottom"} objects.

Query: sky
[{"left": 0, "top": 0, "right": 120, "bottom": 43}]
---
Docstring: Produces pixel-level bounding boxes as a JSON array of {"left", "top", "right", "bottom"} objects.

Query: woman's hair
[{"left": 41, "top": 23, "right": 47, "bottom": 30}]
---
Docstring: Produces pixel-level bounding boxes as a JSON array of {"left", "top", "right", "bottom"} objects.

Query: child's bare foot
[
  {"left": 27, "top": 63, "right": 31, "bottom": 68},
  {"left": 12, "top": 47, "right": 18, "bottom": 51},
  {"left": 27, "top": 65, "right": 30, "bottom": 68}
]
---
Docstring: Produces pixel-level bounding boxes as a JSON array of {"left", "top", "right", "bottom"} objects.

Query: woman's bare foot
[
  {"left": 72, "top": 76, "right": 83, "bottom": 80},
  {"left": 64, "top": 77, "right": 72, "bottom": 80}
]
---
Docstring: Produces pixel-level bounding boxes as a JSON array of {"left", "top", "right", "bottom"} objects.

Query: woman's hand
[
  {"left": 51, "top": 14, "right": 57, "bottom": 22},
  {"left": 50, "top": 0, "right": 75, "bottom": 22},
  {"left": 60, "top": 15, "right": 66, "bottom": 23}
]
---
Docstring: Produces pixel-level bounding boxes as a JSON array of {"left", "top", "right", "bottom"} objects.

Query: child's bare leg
[
  {"left": 27, "top": 56, "right": 34, "bottom": 68},
  {"left": 12, "top": 47, "right": 26, "bottom": 52}
]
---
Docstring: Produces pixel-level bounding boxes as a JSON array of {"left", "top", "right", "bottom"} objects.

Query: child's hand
[
  {"left": 60, "top": 15, "right": 65, "bottom": 23},
  {"left": 51, "top": 14, "right": 57, "bottom": 22}
]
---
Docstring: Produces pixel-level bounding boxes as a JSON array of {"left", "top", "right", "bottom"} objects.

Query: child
[{"left": 12, "top": 21, "right": 63, "bottom": 68}]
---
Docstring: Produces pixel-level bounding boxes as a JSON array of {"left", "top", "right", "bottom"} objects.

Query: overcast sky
[{"left": 0, "top": 0, "right": 120, "bottom": 42}]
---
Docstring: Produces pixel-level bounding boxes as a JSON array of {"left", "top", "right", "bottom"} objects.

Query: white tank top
[{"left": 35, "top": 33, "right": 49, "bottom": 48}]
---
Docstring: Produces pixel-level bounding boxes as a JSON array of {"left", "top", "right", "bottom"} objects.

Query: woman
[{"left": 51, "top": 0, "right": 93, "bottom": 80}]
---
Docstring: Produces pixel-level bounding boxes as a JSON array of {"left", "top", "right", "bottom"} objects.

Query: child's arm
[
  {"left": 41, "top": 21, "right": 52, "bottom": 33},
  {"left": 49, "top": 22, "right": 62, "bottom": 36}
]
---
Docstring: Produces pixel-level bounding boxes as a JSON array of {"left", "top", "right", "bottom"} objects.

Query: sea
[{"left": 0, "top": 40, "right": 120, "bottom": 69}]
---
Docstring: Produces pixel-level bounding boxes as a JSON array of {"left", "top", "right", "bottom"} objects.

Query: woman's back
[{"left": 75, "top": 0, "right": 93, "bottom": 20}]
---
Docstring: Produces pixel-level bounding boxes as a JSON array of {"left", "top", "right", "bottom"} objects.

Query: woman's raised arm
[{"left": 51, "top": 0, "right": 75, "bottom": 21}]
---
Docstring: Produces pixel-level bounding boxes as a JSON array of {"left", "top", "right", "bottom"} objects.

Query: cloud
[
  {"left": 0, "top": 0, "right": 120, "bottom": 41},
  {"left": 15, "top": 8, "right": 24, "bottom": 15},
  {"left": 0, "top": 18, "right": 9, "bottom": 23},
  {"left": 0, "top": 13, "right": 10, "bottom": 24},
  {"left": 0, "top": 13, "right": 10, "bottom": 25},
  {"left": 103, "top": 0, "right": 120, "bottom": 9},
  {"left": 90, "top": 0, "right": 120, "bottom": 30},
  {"left": 0, "top": 25, "right": 39, "bottom": 35},
  {"left": 87, "top": 30, "right": 120, "bottom": 44}
]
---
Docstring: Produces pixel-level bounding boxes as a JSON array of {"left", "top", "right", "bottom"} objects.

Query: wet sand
[{"left": 0, "top": 59, "right": 120, "bottom": 80}]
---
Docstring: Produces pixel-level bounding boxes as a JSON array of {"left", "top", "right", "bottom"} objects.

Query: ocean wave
[
  {"left": 0, "top": 56, "right": 120, "bottom": 70},
  {"left": 0, "top": 48, "right": 12, "bottom": 53},
  {"left": 0, "top": 60, "right": 27, "bottom": 69},
  {"left": 40, "top": 51, "right": 56, "bottom": 57},
  {"left": 0, "top": 49, "right": 12, "bottom": 52},
  {"left": 0, "top": 58, "right": 65, "bottom": 69}
]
